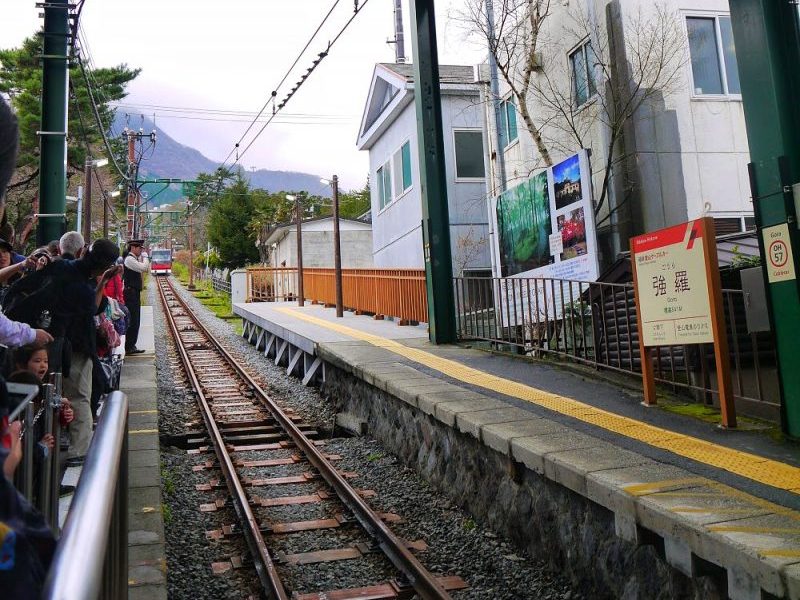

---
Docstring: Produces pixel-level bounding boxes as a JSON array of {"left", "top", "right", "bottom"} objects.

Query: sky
[{"left": 1, "top": 0, "right": 487, "bottom": 191}]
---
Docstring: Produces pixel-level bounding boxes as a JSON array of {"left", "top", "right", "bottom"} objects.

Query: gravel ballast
[{"left": 152, "top": 278, "right": 582, "bottom": 599}]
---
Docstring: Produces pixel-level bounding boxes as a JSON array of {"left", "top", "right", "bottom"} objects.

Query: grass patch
[
  {"left": 162, "top": 502, "right": 173, "bottom": 524},
  {"left": 463, "top": 517, "right": 476, "bottom": 532},
  {"left": 366, "top": 452, "right": 384, "bottom": 462},
  {"left": 161, "top": 464, "right": 176, "bottom": 496}
]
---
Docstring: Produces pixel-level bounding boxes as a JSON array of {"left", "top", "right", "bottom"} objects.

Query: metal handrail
[{"left": 43, "top": 390, "right": 129, "bottom": 600}]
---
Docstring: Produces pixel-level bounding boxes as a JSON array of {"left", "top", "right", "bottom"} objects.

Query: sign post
[{"left": 631, "top": 218, "right": 736, "bottom": 427}]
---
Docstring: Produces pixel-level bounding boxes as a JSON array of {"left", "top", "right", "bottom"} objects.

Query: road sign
[{"left": 763, "top": 223, "right": 796, "bottom": 283}]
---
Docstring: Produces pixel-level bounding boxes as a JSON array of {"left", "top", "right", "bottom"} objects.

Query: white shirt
[{"left": 124, "top": 253, "right": 150, "bottom": 273}]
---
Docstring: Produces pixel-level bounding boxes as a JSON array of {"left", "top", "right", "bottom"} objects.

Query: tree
[
  {"left": 528, "top": 4, "right": 687, "bottom": 221},
  {"left": 0, "top": 34, "right": 139, "bottom": 248},
  {"left": 206, "top": 175, "right": 261, "bottom": 269},
  {"left": 457, "top": 2, "right": 687, "bottom": 225},
  {"left": 338, "top": 178, "right": 371, "bottom": 220},
  {"left": 455, "top": 0, "right": 555, "bottom": 167}
]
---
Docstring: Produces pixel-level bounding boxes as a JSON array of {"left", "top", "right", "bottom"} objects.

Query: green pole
[
  {"left": 37, "top": 0, "right": 70, "bottom": 246},
  {"left": 729, "top": 0, "right": 800, "bottom": 437},
  {"left": 409, "top": 0, "right": 457, "bottom": 344}
]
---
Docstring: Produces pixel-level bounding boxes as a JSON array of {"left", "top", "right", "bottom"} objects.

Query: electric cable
[
  {"left": 225, "top": 0, "right": 372, "bottom": 171},
  {"left": 75, "top": 52, "right": 130, "bottom": 181},
  {"left": 220, "top": 0, "right": 343, "bottom": 167}
]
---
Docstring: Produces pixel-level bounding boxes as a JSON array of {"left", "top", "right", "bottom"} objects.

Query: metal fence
[
  {"left": 13, "top": 375, "right": 64, "bottom": 533},
  {"left": 44, "top": 390, "right": 129, "bottom": 599},
  {"left": 453, "top": 276, "right": 780, "bottom": 422},
  {"left": 247, "top": 267, "right": 428, "bottom": 324},
  {"left": 196, "top": 268, "right": 231, "bottom": 294}
]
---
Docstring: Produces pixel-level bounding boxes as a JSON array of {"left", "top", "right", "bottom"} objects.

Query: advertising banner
[{"left": 489, "top": 150, "right": 600, "bottom": 327}]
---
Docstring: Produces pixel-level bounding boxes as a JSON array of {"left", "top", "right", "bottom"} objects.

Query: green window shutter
[
  {"left": 505, "top": 100, "right": 517, "bottom": 143},
  {"left": 401, "top": 141, "right": 412, "bottom": 190}
]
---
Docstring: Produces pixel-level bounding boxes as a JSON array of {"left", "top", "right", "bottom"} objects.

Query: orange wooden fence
[{"left": 247, "top": 267, "right": 428, "bottom": 324}]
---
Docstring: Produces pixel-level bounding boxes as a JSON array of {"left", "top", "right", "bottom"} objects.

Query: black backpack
[{"left": 2, "top": 262, "right": 73, "bottom": 333}]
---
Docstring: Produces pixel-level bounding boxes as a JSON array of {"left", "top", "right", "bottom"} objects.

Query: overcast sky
[{"left": 2, "top": 0, "right": 486, "bottom": 190}]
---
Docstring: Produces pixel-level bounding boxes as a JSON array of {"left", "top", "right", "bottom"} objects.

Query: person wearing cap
[{"left": 122, "top": 239, "right": 149, "bottom": 354}]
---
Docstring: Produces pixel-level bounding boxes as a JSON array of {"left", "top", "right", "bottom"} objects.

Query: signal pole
[{"left": 37, "top": 0, "right": 71, "bottom": 246}]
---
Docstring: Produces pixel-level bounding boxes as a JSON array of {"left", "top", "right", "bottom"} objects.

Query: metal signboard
[
  {"left": 631, "top": 219, "right": 713, "bottom": 347},
  {"left": 630, "top": 217, "right": 735, "bottom": 427},
  {"left": 488, "top": 150, "right": 600, "bottom": 325}
]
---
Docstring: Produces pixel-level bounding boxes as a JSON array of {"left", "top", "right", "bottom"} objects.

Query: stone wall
[{"left": 322, "top": 365, "right": 723, "bottom": 600}]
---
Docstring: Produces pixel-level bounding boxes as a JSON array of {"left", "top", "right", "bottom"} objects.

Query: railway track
[{"left": 156, "top": 276, "right": 467, "bottom": 599}]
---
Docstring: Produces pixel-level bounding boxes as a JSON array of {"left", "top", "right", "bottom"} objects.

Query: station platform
[
  {"left": 234, "top": 300, "right": 800, "bottom": 600},
  {"left": 120, "top": 306, "right": 167, "bottom": 599}
]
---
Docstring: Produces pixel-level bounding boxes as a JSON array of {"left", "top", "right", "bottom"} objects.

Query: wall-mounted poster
[
  {"left": 496, "top": 171, "right": 551, "bottom": 276},
  {"left": 553, "top": 154, "right": 582, "bottom": 210},
  {"left": 489, "top": 150, "right": 600, "bottom": 326}
]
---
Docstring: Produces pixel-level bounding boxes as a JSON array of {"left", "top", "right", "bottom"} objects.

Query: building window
[
  {"left": 401, "top": 141, "right": 412, "bottom": 190},
  {"left": 499, "top": 97, "right": 518, "bottom": 148},
  {"left": 570, "top": 41, "right": 596, "bottom": 107},
  {"left": 454, "top": 130, "right": 485, "bottom": 179},
  {"left": 687, "top": 15, "right": 740, "bottom": 96},
  {"left": 392, "top": 141, "right": 413, "bottom": 197},
  {"left": 377, "top": 161, "right": 392, "bottom": 210}
]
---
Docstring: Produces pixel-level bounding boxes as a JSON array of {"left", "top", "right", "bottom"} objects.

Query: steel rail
[
  {"left": 161, "top": 277, "right": 452, "bottom": 600},
  {"left": 156, "top": 279, "right": 289, "bottom": 600}
]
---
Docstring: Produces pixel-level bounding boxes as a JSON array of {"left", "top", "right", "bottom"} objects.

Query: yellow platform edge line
[{"left": 275, "top": 308, "right": 800, "bottom": 494}]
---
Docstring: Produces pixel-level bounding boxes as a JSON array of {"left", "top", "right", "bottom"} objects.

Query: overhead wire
[
  {"left": 75, "top": 51, "right": 130, "bottom": 181},
  {"left": 220, "top": 0, "right": 343, "bottom": 168},
  {"left": 69, "top": 78, "right": 126, "bottom": 230},
  {"left": 225, "top": 0, "right": 373, "bottom": 172}
]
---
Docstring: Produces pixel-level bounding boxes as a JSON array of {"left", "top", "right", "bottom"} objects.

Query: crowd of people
[{"left": 0, "top": 97, "right": 150, "bottom": 595}]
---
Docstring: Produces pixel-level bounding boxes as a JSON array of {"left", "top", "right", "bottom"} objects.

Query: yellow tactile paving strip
[{"left": 276, "top": 307, "right": 800, "bottom": 494}]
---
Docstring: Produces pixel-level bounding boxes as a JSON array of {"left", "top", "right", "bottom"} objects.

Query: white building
[
  {"left": 261, "top": 216, "right": 374, "bottom": 269},
  {"left": 356, "top": 63, "right": 491, "bottom": 275},
  {"left": 479, "top": 0, "right": 753, "bottom": 267}
]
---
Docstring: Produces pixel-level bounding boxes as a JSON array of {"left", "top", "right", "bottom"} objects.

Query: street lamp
[
  {"left": 83, "top": 157, "right": 109, "bottom": 241},
  {"left": 320, "top": 176, "right": 343, "bottom": 318},
  {"left": 287, "top": 194, "right": 304, "bottom": 306},
  {"left": 104, "top": 189, "right": 121, "bottom": 238}
]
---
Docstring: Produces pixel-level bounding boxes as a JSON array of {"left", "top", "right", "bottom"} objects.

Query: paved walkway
[
  {"left": 235, "top": 301, "right": 800, "bottom": 599},
  {"left": 121, "top": 305, "right": 166, "bottom": 599}
]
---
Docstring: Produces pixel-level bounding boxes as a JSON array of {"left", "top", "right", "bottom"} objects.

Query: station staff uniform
[{"left": 123, "top": 240, "right": 149, "bottom": 354}]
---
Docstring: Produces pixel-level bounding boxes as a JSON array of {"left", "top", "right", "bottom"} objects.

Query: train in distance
[{"left": 150, "top": 248, "right": 173, "bottom": 276}]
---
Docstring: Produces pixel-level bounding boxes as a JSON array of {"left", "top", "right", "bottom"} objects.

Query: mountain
[{"left": 111, "top": 114, "right": 329, "bottom": 205}]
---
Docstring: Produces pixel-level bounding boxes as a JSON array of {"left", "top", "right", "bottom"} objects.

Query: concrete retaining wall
[{"left": 322, "top": 365, "right": 724, "bottom": 599}]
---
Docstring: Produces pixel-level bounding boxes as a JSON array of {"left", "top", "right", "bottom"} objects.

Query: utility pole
[
  {"left": 124, "top": 129, "right": 156, "bottom": 240},
  {"left": 332, "top": 175, "right": 343, "bottom": 317},
  {"left": 410, "top": 0, "right": 456, "bottom": 344},
  {"left": 730, "top": 0, "right": 800, "bottom": 437},
  {"left": 37, "top": 0, "right": 71, "bottom": 246},
  {"left": 288, "top": 194, "right": 304, "bottom": 306},
  {"left": 126, "top": 131, "right": 136, "bottom": 240},
  {"left": 83, "top": 161, "right": 92, "bottom": 242},
  {"left": 187, "top": 202, "right": 196, "bottom": 291}
]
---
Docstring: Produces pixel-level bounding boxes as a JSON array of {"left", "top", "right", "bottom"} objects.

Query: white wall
[
  {"left": 484, "top": 0, "right": 752, "bottom": 258},
  {"left": 368, "top": 92, "right": 491, "bottom": 272}
]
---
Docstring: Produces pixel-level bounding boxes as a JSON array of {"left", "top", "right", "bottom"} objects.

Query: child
[{"left": 13, "top": 345, "right": 74, "bottom": 441}]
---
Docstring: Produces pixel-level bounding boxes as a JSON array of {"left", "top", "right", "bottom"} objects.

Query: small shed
[{"left": 258, "top": 216, "right": 374, "bottom": 269}]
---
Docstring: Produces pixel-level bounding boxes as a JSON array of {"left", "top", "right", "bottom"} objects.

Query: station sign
[
  {"left": 630, "top": 217, "right": 735, "bottom": 426},
  {"left": 631, "top": 219, "right": 713, "bottom": 347}
]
